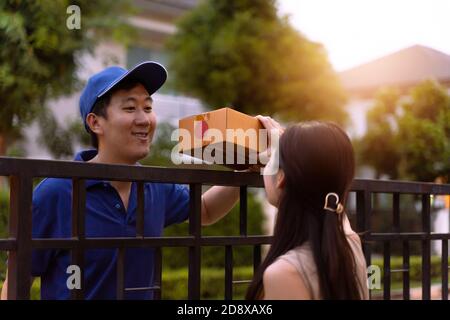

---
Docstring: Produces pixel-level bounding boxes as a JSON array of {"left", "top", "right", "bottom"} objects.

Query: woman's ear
[
  {"left": 275, "top": 169, "right": 285, "bottom": 189},
  {"left": 86, "top": 113, "right": 103, "bottom": 135}
]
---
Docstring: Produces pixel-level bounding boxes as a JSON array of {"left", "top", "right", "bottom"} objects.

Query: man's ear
[
  {"left": 85, "top": 113, "right": 103, "bottom": 135},
  {"left": 275, "top": 169, "right": 285, "bottom": 189}
]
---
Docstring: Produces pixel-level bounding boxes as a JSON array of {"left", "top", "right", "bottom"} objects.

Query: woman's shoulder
[
  {"left": 263, "top": 259, "right": 311, "bottom": 299},
  {"left": 265, "top": 258, "right": 298, "bottom": 279},
  {"left": 275, "top": 244, "right": 318, "bottom": 282}
]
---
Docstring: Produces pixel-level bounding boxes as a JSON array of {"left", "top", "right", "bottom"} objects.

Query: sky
[{"left": 278, "top": 0, "right": 450, "bottom": 71}]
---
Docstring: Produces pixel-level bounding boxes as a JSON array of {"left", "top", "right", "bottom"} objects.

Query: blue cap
[{"left": 79, "top": 61, "right": 167, "bottom": 131}]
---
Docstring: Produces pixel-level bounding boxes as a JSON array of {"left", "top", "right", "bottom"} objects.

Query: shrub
[
  {"left": 371, "top": 255, "right": 449, "bottom": 284},
  {"left": 162, "top": 190, "right": 265, "bottom": 269},
  {"left": 162, "top": 266, "right": 254, "bottom": 300}
]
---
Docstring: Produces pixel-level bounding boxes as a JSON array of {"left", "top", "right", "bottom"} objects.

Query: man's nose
[{"left": 134, "top": 108, "right": 151, "bottom": 126}]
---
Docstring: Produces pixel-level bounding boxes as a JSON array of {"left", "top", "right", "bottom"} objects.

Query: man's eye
[
  {"left": 145, "top": 106, "right": 153, "bottom": 113},
  {"left": 124, "top": 106, "right": 135, "bottom": 111}
]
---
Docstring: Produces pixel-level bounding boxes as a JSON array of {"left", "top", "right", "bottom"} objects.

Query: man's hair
[{"left": 87, "top": 79, "right": 143, "bottom": 149}]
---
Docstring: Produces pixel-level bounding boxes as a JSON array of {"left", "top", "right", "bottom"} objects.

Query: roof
[{"left": 339, "top": 45, "right": 450, "bottom": 97}]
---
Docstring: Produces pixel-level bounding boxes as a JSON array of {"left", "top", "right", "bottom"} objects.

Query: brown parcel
[{"left": 178, "top": 107, "right": 267, "bottom": 170}]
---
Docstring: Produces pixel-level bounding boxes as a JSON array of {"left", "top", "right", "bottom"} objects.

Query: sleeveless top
[{"left": 276, "top": 215, "right": 369, "bottom": 299}]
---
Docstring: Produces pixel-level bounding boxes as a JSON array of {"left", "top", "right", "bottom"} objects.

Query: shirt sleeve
[{"left": 164, "top": 184, "right": 190, "bottom": 227}]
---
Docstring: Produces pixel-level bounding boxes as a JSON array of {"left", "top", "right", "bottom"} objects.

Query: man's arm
[{"left": 201, "top": 186, "right": 239, "bottom": 226}]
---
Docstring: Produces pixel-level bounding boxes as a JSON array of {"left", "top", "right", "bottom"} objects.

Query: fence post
[
  {"left": 188, "top": 183, "right": 202, "bottom": 299},
  {"left": 7, "top": 175, "right": 33, "bottom": 300}
]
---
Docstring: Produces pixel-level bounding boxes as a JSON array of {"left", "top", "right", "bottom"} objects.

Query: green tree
[
  {"left": 358, "top": 80, "right": 450, "bottom": 182},
  {"left": 167, "top": 0, "right": 347, "bottom": 124},
  {"left": 397, "top": 81, "right": 450, "bottom": 181},
  {"left": 141, "top": 122, "right": 178, "bottom": 167},
  {"left": 0, "top": 0, "right": 134, "bottom": 156},
  {"left": 357, "top": 88, "right": 402, "bottom": 179}
]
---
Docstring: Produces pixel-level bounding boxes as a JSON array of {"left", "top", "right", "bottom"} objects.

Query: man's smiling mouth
[{"left": 132, "top": 132, "right": 149, "bottom": 140}]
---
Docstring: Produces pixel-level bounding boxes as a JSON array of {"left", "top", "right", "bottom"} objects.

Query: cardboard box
[{"left": 178, "top": 107, "right": 266, "bottom": 169}]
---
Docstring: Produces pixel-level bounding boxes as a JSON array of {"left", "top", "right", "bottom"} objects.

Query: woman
[{"left": 247, "top": 118, "right": 369, "bottom": 300}]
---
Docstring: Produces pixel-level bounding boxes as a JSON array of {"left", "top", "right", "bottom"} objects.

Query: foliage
[
  {"left": 161, "top": 266, "right": 253, "bottom": 300},
  {"left": 357, "top": 80, "right": 450, "bottom": 182},
  {"left": 141, "top": 122, "right": 178, "bottom": 167},
  {"left": 37, "top": 109, "right": 75, "bottom": 159},
  {"left": 162, "top": 190, "right": 265, "bottom": 269},
  {"left": 356, "top": 88, "right": 402, "bottom": 179},
  {"left": 167, "top": 0, "right": 347, "bottom": 124},
  {"left": 36, "top": 111, "right": 91, "bottom": 159},
  {"left": 371, "top": 255, "right": 449, "bottom": 285},
  {"left": 0, "top": 0, "right": 135, "bottom": 156}
]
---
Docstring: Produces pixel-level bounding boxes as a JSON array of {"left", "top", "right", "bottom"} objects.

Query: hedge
[
  {"left": 3, "top": 256, "right": 450, "bottom": 299},
  {"left": 161, "top": 266, "right": 253, "bottom": 300},
  {"left": 371, "top": 256, "right": 449, "bottom": 285}
]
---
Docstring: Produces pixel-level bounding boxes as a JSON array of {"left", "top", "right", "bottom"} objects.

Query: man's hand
[
  {"left": 255, "top": 115, "right": 285, "bottom": 161},
  {"left": 256, "top": 115, "right": 285, "bottom": 138}
]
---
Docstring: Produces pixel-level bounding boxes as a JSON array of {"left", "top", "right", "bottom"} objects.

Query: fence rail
[{"left": 0, "top": 156, "right": 449, "bottom": 300}]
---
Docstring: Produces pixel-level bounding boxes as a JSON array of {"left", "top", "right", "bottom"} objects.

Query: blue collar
[
  {"left": 73, "top": 150, "right": 144, "bottom": 188},
  {"left": 74, "top": 150, "right": 113, "bottom": 189},
  {"left": 74, "top": 149, "right": 98, "bottom": 162}
]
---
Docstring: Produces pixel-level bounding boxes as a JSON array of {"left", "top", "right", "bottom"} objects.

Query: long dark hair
[{"left": 246, "top": 121, "right": 362, "bottom": 299}]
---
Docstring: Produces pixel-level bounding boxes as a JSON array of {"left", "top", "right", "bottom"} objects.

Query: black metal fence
[{"left": 0, "top": 157, "right": 449, "bottom": 300}]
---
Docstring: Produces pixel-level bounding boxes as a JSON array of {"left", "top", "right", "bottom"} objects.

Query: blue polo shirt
[{"left": 31, "top": 150, "right": 190, "bottom": 299}]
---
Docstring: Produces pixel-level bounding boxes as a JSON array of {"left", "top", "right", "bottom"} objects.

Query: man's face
[{"left": 97, "top": 83, "right": 156, "bottom": 163}]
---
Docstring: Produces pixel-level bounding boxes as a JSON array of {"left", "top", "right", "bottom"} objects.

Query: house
[
  {"left": 22, "top": 0, "right": 204, "bottom": 159},
  {"left": 339, "top": 44, "right": 450, "bottom": 139},
  {"left": 339, "top": 45, "right": 450, "bottom": 255}
]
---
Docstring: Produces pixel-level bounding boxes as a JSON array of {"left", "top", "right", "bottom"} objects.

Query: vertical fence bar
[
  {"left": 239, "top": 187, "right": 247, "bottom": 236},
  {"left": 402, "top": 241, "right": 410, "bottom": 300},
  {"left": 356, "top": 190, "right": 372, "bottom": 268},
  {"left": 136, "top": 182, "right": 144, "bottom": 238},
  {"left": 116, "top": 247, "right": 125, "bottom": 300},
  {"left": 188, "top": 183, "right": 202, "bottom": 300},
  {"left": 7, "top": 175, "right": 33, "bottom": 300},
  {"left": 71, "top": 178, "right": 86, "bottom": 300},
  {"left": 421, "top": 194, "right": 431, "bottom": 300},
  {"left": 392, "top": 193, "right": 400, "bottom": 233},
  {"left": 253, "top": 245, "right": 261, "bottom": 273},
  {"left": 442, "top": 240, "right": 448, "bottom": 300},
  {"left": 225, "top": 245, "right": 233, "bottom": 300},
  {"left": 383, "top": 241, "right": 391, "bottom": 300},
  {"left": 153, "top": 247, "right": 162, "bottom": 300}
]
